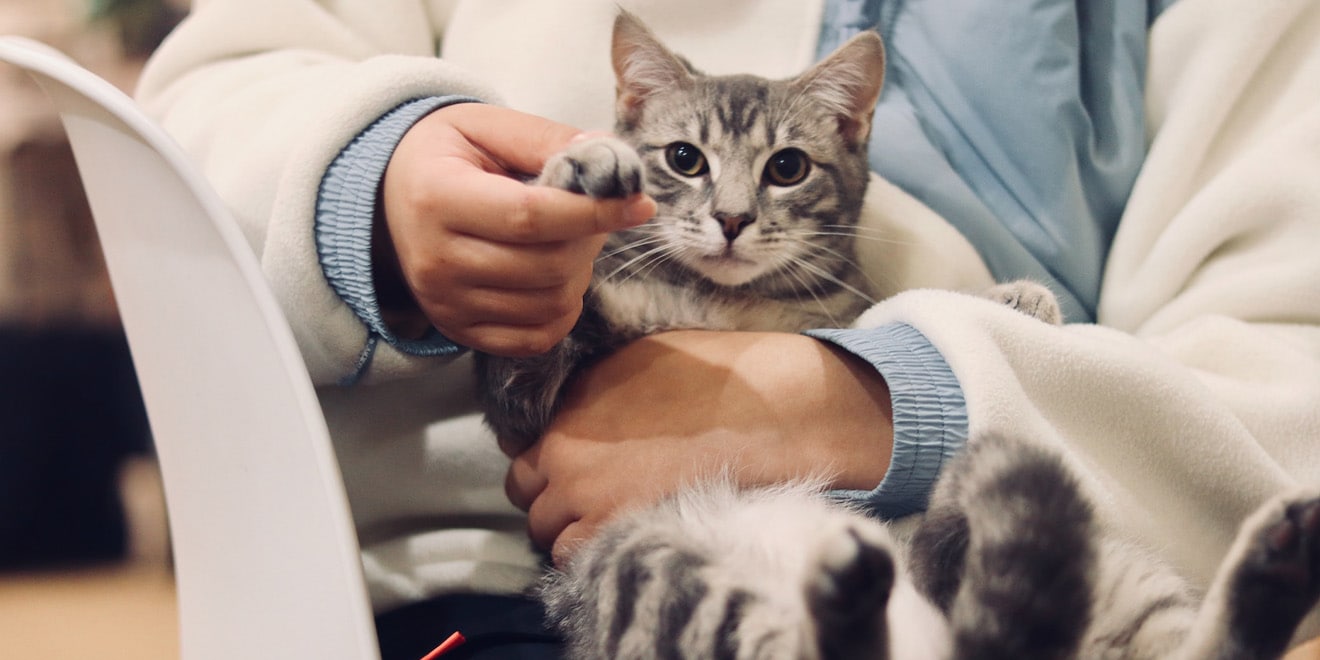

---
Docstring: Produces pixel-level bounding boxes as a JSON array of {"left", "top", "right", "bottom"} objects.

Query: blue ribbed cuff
[
  {"left": 806, "top": 322, "right": 968, "bottom": 518},
  {"left": 315, "top": 96, "right": 480, "bottom": 383}
]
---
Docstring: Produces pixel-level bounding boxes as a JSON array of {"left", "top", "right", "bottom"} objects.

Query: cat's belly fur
[{"left": 593, "top": 279, "right": 849, "bottom": 335}]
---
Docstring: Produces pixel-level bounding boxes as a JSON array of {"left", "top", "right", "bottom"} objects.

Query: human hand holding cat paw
[
  {"left": 503, "top": 330, "right": 895, "bottom": 566},
  {"left": 375, "top": 103, "right": 656, "bottom": 356}
]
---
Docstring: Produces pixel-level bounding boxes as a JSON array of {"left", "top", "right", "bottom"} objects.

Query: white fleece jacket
[{"left": 137, "top": 0, "right": 1320, "bottom": 639}]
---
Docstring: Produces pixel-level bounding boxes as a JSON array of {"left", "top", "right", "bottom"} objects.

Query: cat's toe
[
  {"left": 538, "top": 136, "right": 644, "bottom": 199},
  {"left": 984, "top": 280, "right": 1063, "bottom": 325},
  {"left": 808, "top": 525, "right": 895, "bottom": 658}
]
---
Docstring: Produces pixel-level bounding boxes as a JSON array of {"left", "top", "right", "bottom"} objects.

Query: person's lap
[{"left": 375, "top": 593, "right": 563, "bottom": 660}]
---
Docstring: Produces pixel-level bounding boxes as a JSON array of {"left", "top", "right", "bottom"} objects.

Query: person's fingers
[
  {"left": 447, "top": 313, "right": 581, "bottom": 357},
  {"left": 526, "top": 488, "right": 581, "bottom": 556},
  {"left": 505, "top": 449, "right": 548, "bottom": 508},
  {"left": 441, "top": 286, "right": 584, "bottom": 330},
  {"left": 550, "top": 519, "right": 597, "bottom": 569},
  {"left": 422, "top": 232, "right": 607, "bottom": 291},
  {"left": 433, "top": 167, "right": 654, "bottom": 243},
  {"left": 440, "top": 103, "right": 587, "bottom": 176}
]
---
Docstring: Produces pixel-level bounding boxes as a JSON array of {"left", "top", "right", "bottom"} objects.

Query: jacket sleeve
[
  {"left": 135, "top": 0, "right": 498, "bottom": 385},
  {"left": 849, "top": 0, "right": 1320, "bottom": 627}
]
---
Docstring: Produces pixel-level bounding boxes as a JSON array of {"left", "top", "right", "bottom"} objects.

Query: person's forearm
[{"left": 136, "top": 0, "right": 497, "bottom": 384}]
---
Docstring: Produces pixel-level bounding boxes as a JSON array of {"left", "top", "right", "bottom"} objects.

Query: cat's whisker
[
  {"left": 812, "top": 225, "right": 914, "bottom": 247},
  {"left": 599, "top": 235, "right": 669, "bottom": 261},
  {"left": 816, "top": 223, "right": 886, "bottom": 237},
  {"left": 790, "top": 256, "right": 877, "bottom": 307},
  {"left": 615, "top": 249, "right": 683, "bottom": 288},
  {"left": 802, "top": 231, "right": 915, "bottom": 248},
  {"left": 775, "top": 257, "right": 844, "bottom": 327},
  {"left": 785, "top": 237, "right": 888, "bottom": 296},
  {"left": 598, "top": 244, "right": 678, "bottom": 285},
  {"left": 787, "top": 237, "right": 854, "bottom": 263},
  {"left": 601, "top": 241, "right": 689, "bottom": 288}
]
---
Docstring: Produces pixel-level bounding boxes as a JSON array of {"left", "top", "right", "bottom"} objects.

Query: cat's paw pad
[
  {"left": 1226, "top": 492, "right": 1320, "bottom": 655},
  {"left": 537, "top": 135, "right": 644, "bottom": 199},
  {"left": 984, "top": 280, "right": 1062, "bottom": 325},
  {"left": 1246, "top": 495, "right": 1320, "bottom": 594},
  {"left": 807, "top": 524, "right": 894, "bottom": 656}
]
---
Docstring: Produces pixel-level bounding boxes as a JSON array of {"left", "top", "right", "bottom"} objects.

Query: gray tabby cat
[
  {"left": 476, "top": 13, "right": 1053, "bottom": 455},
  {"left": 475, "top": 11, "right": 889, "bottom": 455},
  {"left": 481, "top": 11, "right": 1320, "bottom": 660}
]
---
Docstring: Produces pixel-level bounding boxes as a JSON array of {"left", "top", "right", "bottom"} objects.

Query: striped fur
[
  {"left": 481, "top": 12, "right": 1320, "bottom": 659},
  {"left": 544, "top": 432, "right": 1320, "bottom": 660},
  {"left": 477, "top": 15, "right": 884, "bottom": 454}
]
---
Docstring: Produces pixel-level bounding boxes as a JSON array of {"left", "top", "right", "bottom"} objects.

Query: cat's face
[{"left": 609, "top": 13, "right": 885, "bottom": 290}]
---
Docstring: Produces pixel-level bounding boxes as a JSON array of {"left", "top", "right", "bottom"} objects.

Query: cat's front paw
[
  {"left": 984, "top": 280, "right": 1062, "bottom": 325},
  {"left": 536, "top": 135, "right": 644, "bottom": 199}
]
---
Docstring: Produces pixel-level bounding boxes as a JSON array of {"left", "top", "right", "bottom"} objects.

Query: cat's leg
[
  {"left": 1075, "top": 538, "right": 1199, "bottom": 660},
  {"left": 749, "top": 500, "right": 950, "bottom": 660},
  {"left": 905, "top": 503, "right": 969, "bottom": 614},
  {"left": 983, "top": 279, "right": 1063, "bottom": 324},
  {"left": 474, "top": 340, "right": 582, "bottom": 456},
  {"left": 541, "top": 481, "right": 947, "bottom": 659},
  {"left": 1170, "top": 491, "right": 1320, "bottom": 660},
  {"left": 805, "top": 525, "right": 897, "bottom": 660},
  {"left": 913, "top": 434, "right": 1096, "bottom": 659},
  {"left": 477, "top": 137, "right": 643, "bottom": 454},
  {"left": 534, "top": 135, "right": 644, "bottom": 198}
]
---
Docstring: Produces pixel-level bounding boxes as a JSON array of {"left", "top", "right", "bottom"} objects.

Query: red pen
[{"left": 420, "top": 631, "right": 466, "bottom": 660}]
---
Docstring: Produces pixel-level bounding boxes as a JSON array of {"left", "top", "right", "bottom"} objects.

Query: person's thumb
[{"left": 444, "top": 103, "right": 588, "bottom": 176}]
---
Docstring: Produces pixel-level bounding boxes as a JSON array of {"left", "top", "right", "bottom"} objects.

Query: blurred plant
[{"left": 86, "top": 0, "right": 185, "bottom": 57}]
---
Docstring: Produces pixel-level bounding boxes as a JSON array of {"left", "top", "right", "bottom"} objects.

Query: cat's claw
[{"left": 537, "top": 135, "right": 644, "bottom": 199}]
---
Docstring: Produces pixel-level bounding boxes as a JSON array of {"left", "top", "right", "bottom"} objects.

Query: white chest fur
[{"left": 594, "top": 279, "right": 839, "bottom": 334}]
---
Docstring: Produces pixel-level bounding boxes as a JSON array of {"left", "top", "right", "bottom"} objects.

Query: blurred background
[{"left": 0, "top": 0, "right": 183, "bottom": 657}]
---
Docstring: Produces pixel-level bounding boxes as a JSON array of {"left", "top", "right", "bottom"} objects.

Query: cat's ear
[
  {"left": 612, "top": 10, "right": 694, "bottom": 125},
  {"left": 792, "top": 31, "right": 886, "bottom": 147}
]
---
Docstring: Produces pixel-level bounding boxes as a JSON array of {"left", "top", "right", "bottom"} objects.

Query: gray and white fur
[
  {"left": 546, "top": 432, "right": 1320, "bottom": 660},
  {"left": 476, "top": 13, "right": 1057, "bottom": 454},
  {"left": 475, "top": 11, "right": 888, "bottom": 455},
  {"left": 472, "top": 12, "right": 1320, "bottom": 660}
]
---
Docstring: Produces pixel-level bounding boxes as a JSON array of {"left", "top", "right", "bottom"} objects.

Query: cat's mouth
[
  {"left": 701, "top": 247, "right": 756, "bottom": 266},
  {"left": 690, "top": 251, "right": 764, "bottom": 286}
]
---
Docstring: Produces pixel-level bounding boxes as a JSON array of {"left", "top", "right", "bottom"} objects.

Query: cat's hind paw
[
  {"left": 984, "top": 280, "right": 1063, "bottom": 325},
  {"left": 807, "top": 524, "right": 895, "bottom": 659},
  {"left": 536, "top": 135, "right": 644, "bottom": 199},
  {"left": 1224, "top": 492, "right": 1320, "bottom": 658}
]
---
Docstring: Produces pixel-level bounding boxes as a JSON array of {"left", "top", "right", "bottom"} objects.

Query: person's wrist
[
  {"left": 757, "top": 333, "right": 893, "bottom": 491},
  {"left": 638, "top": 330, "right": 893, "bottom": 491},
  {"left": 371, "top": 189, "right": 433, "bottom": 340}
]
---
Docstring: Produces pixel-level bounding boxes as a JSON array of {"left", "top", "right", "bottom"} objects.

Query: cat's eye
[
  {"left": 764, "top": 149, "right": 811, "bottom": 186},
  {"left": 665, "top": 142, "right": 708, "bottom": 177}
]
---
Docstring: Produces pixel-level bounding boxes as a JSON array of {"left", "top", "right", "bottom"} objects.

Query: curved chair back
[{"left": 0, "top": 37, "right": 379, "bottom": 660}]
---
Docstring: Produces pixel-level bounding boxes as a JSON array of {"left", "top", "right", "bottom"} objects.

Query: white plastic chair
[{"left": 0, "top": 37, "right": 380, "bottom": 659}]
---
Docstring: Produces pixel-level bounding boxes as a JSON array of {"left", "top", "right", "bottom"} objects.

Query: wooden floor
[
  {"left": 0, "top": 563, "right": 178, "bottom": 660},
  {"left": 2, "top": 562, "right": 1319, "bottom": 660}
]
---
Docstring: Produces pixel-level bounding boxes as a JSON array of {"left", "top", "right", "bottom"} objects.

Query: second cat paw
[{"left": 984, "top": 280, "right": 1063, "bottom": 325}]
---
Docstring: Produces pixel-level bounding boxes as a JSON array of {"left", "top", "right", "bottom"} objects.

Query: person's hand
[
  {"left": 376, "top": 103, "right": 656, "bottom": 356},
  {"left": 504, "top": 330, "right": 894, "bottom": 566}
]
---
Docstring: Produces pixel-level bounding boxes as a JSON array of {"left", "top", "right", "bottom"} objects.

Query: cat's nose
[{"left": 715, "top": 213, "right": 755, "bottom": 241}]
